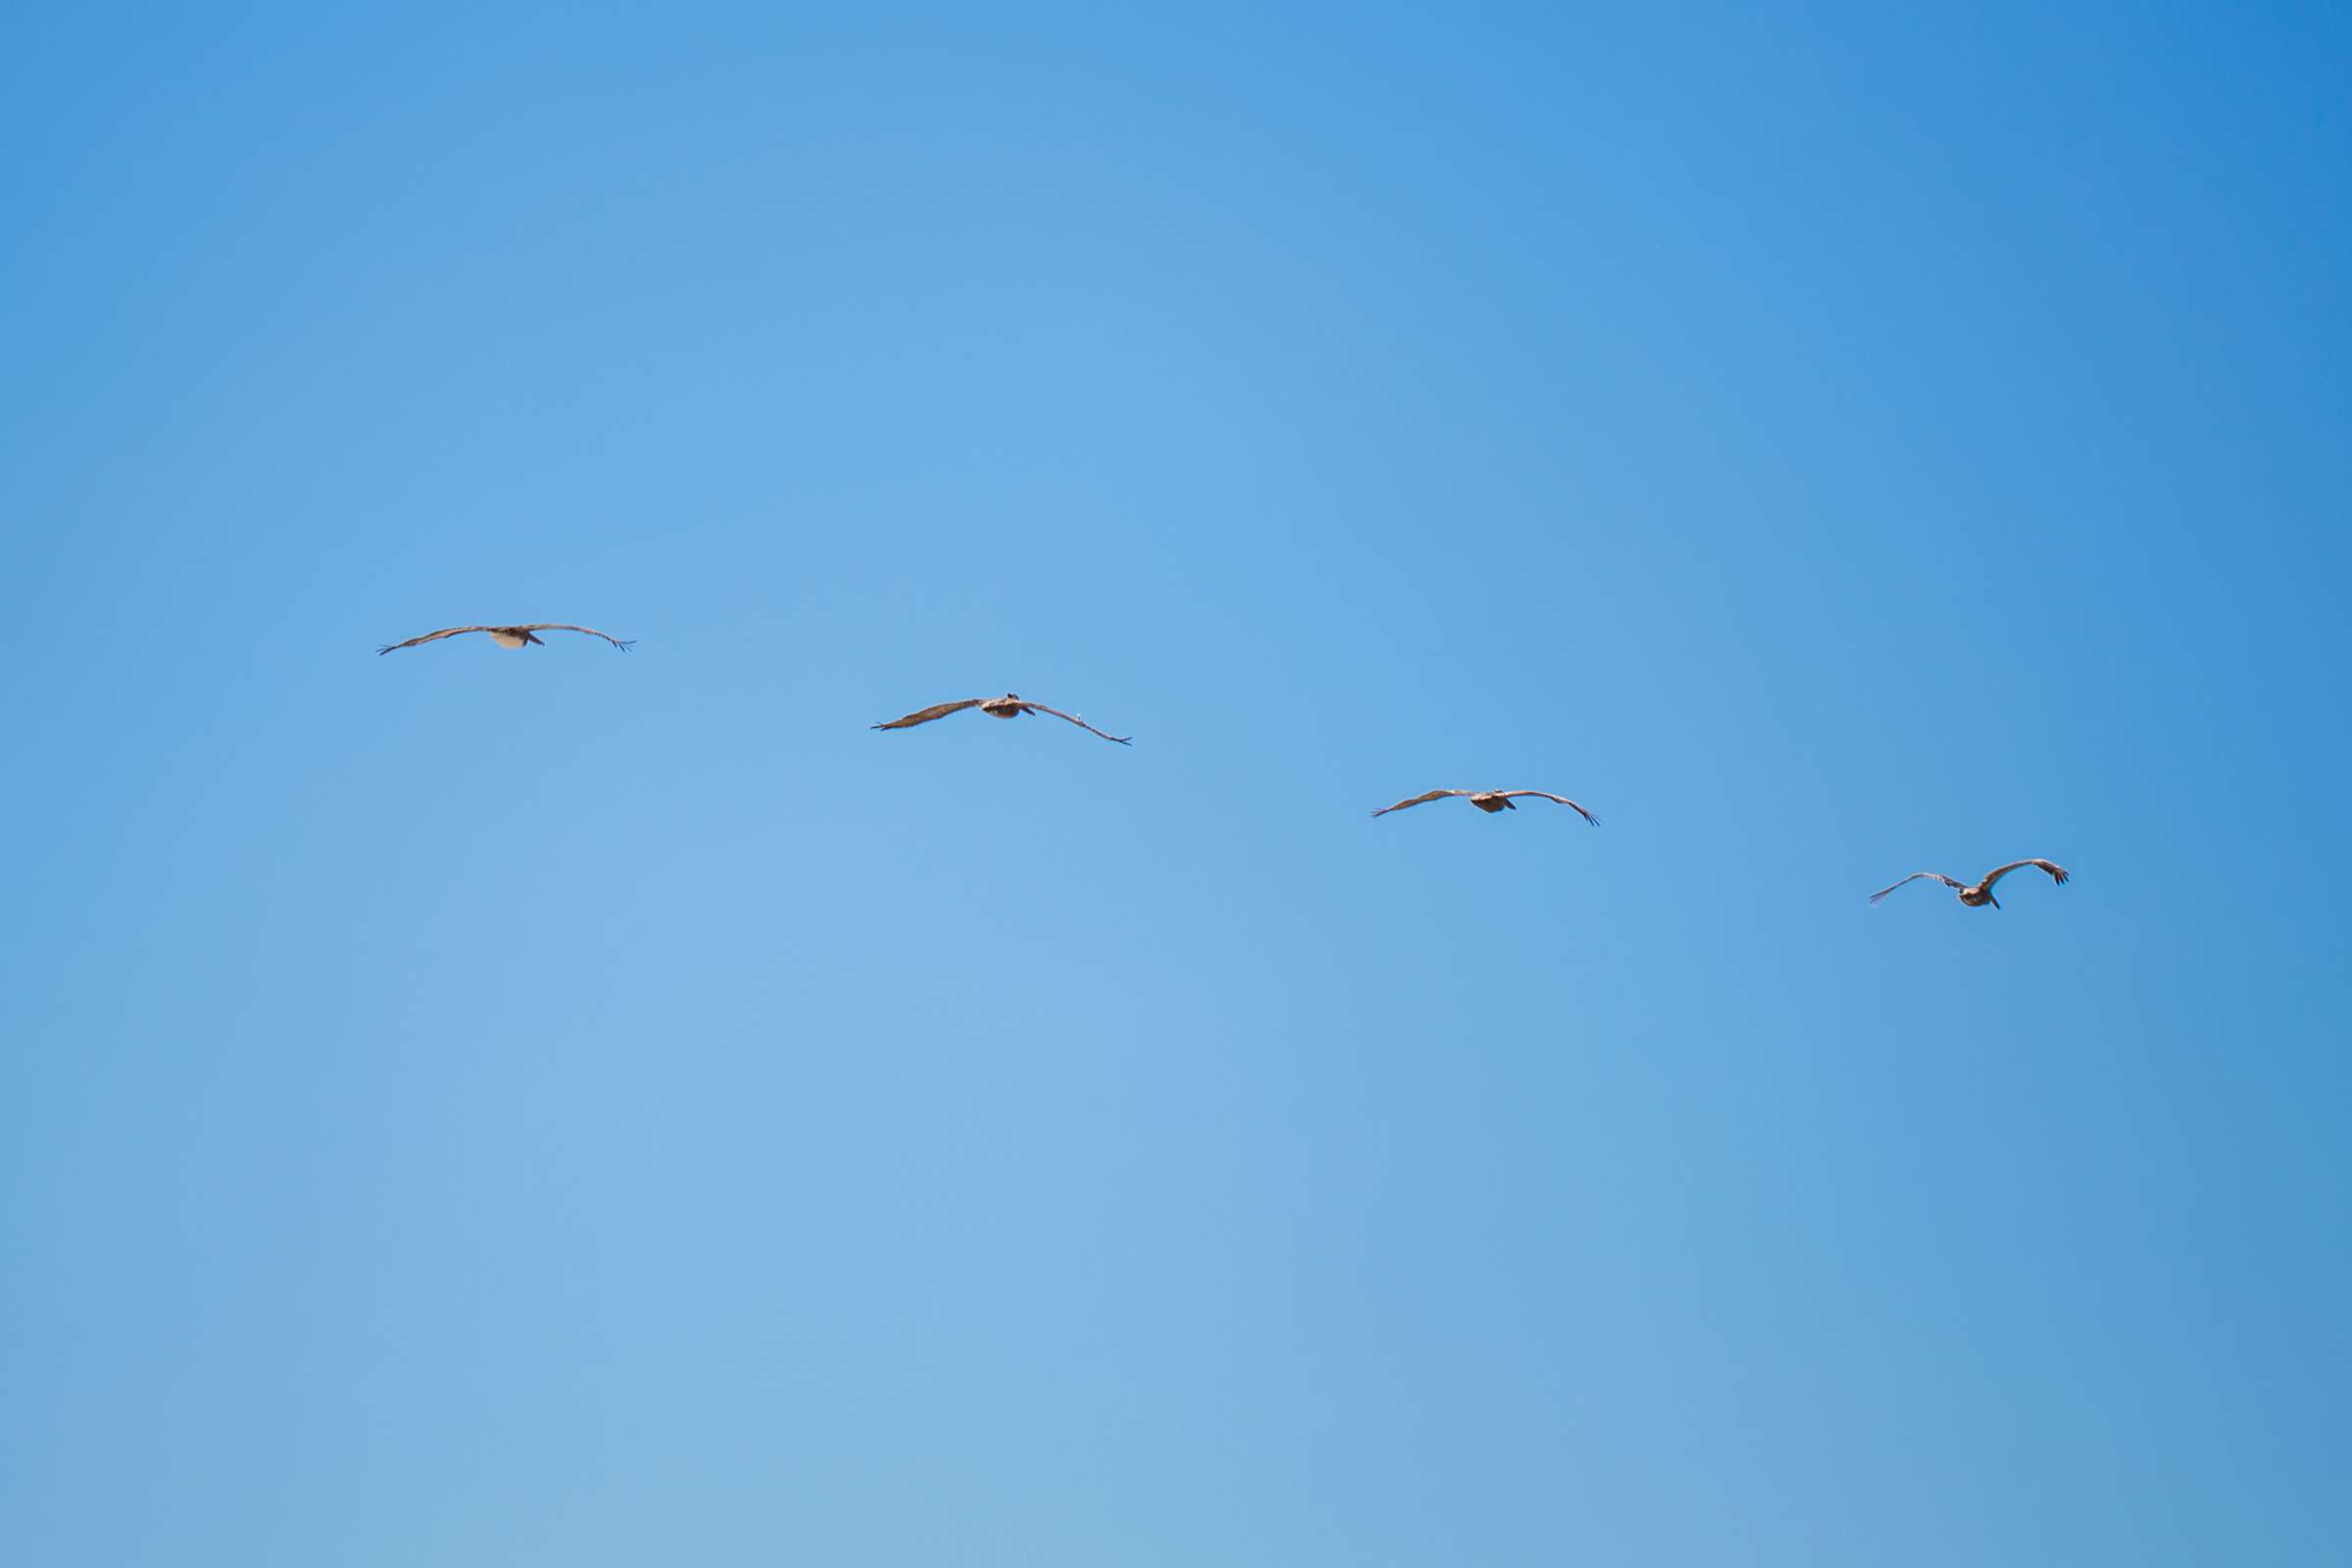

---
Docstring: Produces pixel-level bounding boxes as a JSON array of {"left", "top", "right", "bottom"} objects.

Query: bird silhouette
[
  {"left": 1870, "top": 859, "right": 2069, "bottom": 909},
  {"left": 1371, "top": 789, "right": 1598, "bottom": 823},
  {"left": 377, "top": 623, "right": 634, "bottom": 655},
  {"left": 871, "top": 693, "right": 1131, "bottom": 745}
]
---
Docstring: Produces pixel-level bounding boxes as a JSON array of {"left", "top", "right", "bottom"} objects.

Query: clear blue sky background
[{"left": 3, "top": 3, "right": 2346, "bottom": 1562}]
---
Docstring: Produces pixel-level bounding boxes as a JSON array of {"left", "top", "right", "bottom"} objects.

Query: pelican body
[
  {"left": 1370, "top": 788, "right": 1599, "bottom": 823},
  {"left": 1870, "top": 859, "right": 2071, "bottom": 910},
  {"left": 871, "top": 692, "right": 1132, "bottom": 745},
  {"left": 376, "top": 622, "right": 635, "bottom": 655}
]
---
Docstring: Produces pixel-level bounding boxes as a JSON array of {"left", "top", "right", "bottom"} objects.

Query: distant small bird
[
  {"left": 1870, "top": 859, "right": 2070, "bottom": 909},
  {"left": 871, "top": 693, "right": 1131, "bottom": 745},
  {"left": 377, "top": 623, "right": 635, "bottom": 655},
  {"left": 1372, "top": 789, "right": 1599, "bottom": 824}
]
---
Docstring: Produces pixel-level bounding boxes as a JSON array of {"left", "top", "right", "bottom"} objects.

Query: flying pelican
[
  {"left": 1372, "top": 789, "right": 1599, "bottom": 824},
  {"left": 377, "top": 623, "right": 635, "bottom": 655},
  {"left": 1869, "top": 859, "right": 2069, "bottom": 909},
  {"left": 871, "top": 693, "right": 1131, "bottom": 745}
]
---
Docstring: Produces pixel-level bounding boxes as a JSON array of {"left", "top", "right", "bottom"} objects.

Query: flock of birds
[{"left": 376, "top": 620, "right": 2073, "bottom": 912}]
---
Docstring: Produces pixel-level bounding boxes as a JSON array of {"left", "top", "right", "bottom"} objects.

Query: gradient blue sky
[{"left": 4, "top": 3, "right": 2347, "bottom": 1562}]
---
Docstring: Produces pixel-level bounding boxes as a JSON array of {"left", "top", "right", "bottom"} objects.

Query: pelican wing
[
  {"left": 1981, "top": 858, "right": 2070, "bottom": 891},
  {"left": 1493, "top": 791, "right": 1600, "bottom": 826},
  {"left": 1372, "top": 790, "right": 1470, "bottom": 818},
  {"left": 872, "top": 698, "right": 984, "bottom": 731},
  {"left": 377, "top": 625, "right": 495, "bottom": 655},
  {"left": 517, "top": 623, "right": 635, "bottom": 650},
  {"left": 1869, "top": 871, "right": 1965, "bottom": 904},
  {"left": 1016, "top": 701, "right": 1133, "bottom": 745}
]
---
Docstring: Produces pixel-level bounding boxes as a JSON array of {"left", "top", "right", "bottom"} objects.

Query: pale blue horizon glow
[{"left": 3, "top": 4, "right": 2347, "bottom": 1563}]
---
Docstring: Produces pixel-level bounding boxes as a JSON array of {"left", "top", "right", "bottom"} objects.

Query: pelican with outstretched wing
[
  {"left": 1372, "top": 789, "right": 1598, "bottom": 824},
  {"left": 871, "top": 693, "right": 1131, "bottom": 745},
  {"left": 377, "top": 623, "right": 635, "bottom": 655},
  {"left": 1870, "top": 858, "right": 2069, "bottom": 909}
]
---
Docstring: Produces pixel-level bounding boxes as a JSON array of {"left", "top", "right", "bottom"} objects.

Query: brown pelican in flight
[
  {"left": 377, "top": 623, "right": 635, "bottom": 656},
  {"left": 1870, "top": 859, "right": 2069, "bottom": 909},
  {"left": 871, "top": 694, "right": 1131, "bottom": 745},
  {"left": 1372, "top": 789, "right": 1599, "bottom": 824}
]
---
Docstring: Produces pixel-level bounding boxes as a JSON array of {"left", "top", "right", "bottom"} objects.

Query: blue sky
[{"left": 3, "top": 3, "right": 2346, "bottom": 1562}]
